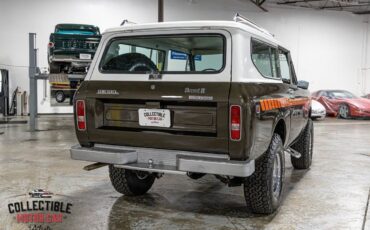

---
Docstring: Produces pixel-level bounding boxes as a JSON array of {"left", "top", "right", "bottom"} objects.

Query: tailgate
[
  {"left": 84, "top": 81, "right": 230, "bottom": 153},
  {"left": 80, "top": 30, "right": 232, "bottom": 154}
]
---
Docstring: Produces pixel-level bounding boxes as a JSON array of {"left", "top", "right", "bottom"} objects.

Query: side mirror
[{"left": 297, "top": 80, "right": 309, "bottom": 89}]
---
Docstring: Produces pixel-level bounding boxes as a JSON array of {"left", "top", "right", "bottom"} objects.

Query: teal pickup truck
[{"left": 48, "top": 24, "right": 101, "bottom": 73}]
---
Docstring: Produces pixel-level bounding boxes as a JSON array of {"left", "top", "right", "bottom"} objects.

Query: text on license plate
[
  {"left": 79, "top": 53, "right": 91, "bottom": 60},
  {"left": 138, "top": 109, "right": 171, "bottom": 128}
]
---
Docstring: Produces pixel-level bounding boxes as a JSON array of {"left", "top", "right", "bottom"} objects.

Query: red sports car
[{"left": 311, "top": 90, "right": 370, "bottom": 119}]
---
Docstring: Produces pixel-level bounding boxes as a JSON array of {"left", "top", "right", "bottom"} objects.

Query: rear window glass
[
  {"left": 251, "top": 39, "right": 279, "bottom": 79},
  {"left": 100, "top": 34, "right": 225, "bottom": 74}
]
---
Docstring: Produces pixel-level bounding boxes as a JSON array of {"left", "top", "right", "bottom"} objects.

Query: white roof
[{"left": 104, "top": 20, "right": 279, "bottom": 45}]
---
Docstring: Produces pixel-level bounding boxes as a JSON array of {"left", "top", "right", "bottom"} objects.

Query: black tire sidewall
[
  {"left": 55, "top": 91, "right": 65, "bottom": 103},
  {"left": 291, "top": 119, "right": 314, "bottom": 169},
  {"left": 109, "top": 166, "right": 155, "bottom": 196},
  {"left": 244, "top": 134, "right": 285, "bottom": 214},
  {"left": 125, "top": 169, "right": 155, "bottom": 194},
  {"left": 270, "top": 136, "right": 285, "bottom": 208},
  {"left": 308, "top": 123, "right": 314, "bottom": 165}
]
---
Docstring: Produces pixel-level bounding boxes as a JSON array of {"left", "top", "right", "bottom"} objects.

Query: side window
[
  {"left": 320, "top": 91, "right": 328, "bottom": 98},
  {"left": 251, "top": 39, "right": 279, "bottom": 79},
  {"left": 278, "top": 51, "right": 291, "bottom": 83}
]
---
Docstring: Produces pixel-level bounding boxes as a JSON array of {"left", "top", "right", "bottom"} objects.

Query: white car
[{"left": 311, "top": 99, "right": 326, "bottom": 120}]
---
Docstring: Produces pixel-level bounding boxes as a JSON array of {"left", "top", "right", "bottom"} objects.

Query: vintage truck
[
  {"left": 48, "top": 24, "right": 101, "bottom": 74},
  {"left": 70, "top": 15, "right": 313, "bottom": 214}
]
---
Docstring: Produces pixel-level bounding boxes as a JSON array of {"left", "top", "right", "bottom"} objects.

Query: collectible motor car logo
[
  {"left": 143, "top": 111, "right": 166, "bottom": 120},
  {"left": 96, "top": 89, "right": 119, "bottom": 95},
  {"left": 7, "top": 189, "right": 74, "bottom": 228}
]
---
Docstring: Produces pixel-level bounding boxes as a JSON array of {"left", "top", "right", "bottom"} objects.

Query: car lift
[{"left": 28, "top": 33, "right": 85, "bottom": 132}]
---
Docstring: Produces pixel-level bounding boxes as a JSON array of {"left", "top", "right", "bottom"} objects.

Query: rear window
[
  {"left": 99, "top": 34, "right": 225, "bottom": 74},
  {"left": 251, "top": 39, "right": 279, "bottom": 79}
]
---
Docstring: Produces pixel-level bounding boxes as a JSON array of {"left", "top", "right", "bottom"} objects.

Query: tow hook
[{"left": 285, "top": 147, "right": 302, "bottom": 158}]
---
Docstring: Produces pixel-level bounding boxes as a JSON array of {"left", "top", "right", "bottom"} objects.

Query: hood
[{"left": 348, "top": 98, "right": 370, "bottom": 109}]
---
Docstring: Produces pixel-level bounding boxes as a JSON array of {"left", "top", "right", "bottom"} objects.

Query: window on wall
[{"left": 251, "top": 39, "right": 279, "bottom": 79}]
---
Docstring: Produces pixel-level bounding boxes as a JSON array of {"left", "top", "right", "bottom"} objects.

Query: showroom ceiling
[{"left": 252, "top": 0, "right": 370, "bottom": 14}]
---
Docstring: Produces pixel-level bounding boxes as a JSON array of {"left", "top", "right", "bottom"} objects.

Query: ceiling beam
[
  {"left": 321, "top": 3, "right": 370, "bottom": 9},
  {"left": 250, "top": 0, "right": 268, "bottom": 12},
  {"left": 277, "top": 0, "right": 322, "bottom": 5}
]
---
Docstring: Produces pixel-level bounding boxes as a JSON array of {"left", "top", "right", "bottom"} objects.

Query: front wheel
[
  {"left": 338, "top": 104, "right": 350, "bottom": 119},
  {"left": 109, "top": 166, "right": 155, "bottom": 196},
  {"left": 244, "top": 134, "right": 285, "bottom": 214}
]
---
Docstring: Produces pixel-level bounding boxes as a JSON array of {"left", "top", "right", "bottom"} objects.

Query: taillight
[
  {"left": 76, "top": 100, "right": 86, "bottom": 131},
  {"left": 230, "top": 105, "right": 241, "bottom": 141},
  {"left": 48, "top": 42, "right": 54, "bottom": 48}
]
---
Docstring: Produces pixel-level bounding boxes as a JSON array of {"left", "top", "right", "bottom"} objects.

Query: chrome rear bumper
[{"left": 70, "top": 144, "right": 255, "bottom": 177}]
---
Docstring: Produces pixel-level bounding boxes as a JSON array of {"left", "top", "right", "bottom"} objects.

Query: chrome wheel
[
  {"left": 272, "top": 151, "right": 282, "bottom": 199},
  {"left": 339, "top": 105, "right": 349, "bottom": 118}
]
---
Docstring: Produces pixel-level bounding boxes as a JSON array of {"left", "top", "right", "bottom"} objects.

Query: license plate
[
  {"left": 138, "top": 109, "right": 171, "bottom": 128},
  {"left": 79, "top": 53, "right": 91, "bottom": 60}
]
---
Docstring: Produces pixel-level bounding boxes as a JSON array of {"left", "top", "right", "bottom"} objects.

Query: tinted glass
[
  {"left": 251, "top": 39, "right": 278, "bottom": 79},
  {"left": 100, "top": 35, "right": 225, "bottom": 73},
  {"left": 278, "top": 52, "right": 291, "bottom": 82},
  {"left": 55, "top": 29, "right": 97, "bottom": 35},
  {"left": 328, "top": 91, "right": 358, "bottom": 99}
]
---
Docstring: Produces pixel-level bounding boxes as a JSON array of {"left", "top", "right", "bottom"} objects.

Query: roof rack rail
[
  {"left": 233, "top": 13, "right": 274, "bottom": 37},
  {"left": 120, "top": 20, "right": 136, "bottom": 26}
]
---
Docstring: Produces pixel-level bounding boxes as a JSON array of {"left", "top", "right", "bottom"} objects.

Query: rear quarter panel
[{"left": 228, "top": 82, "right": 292, "bottom": 160}]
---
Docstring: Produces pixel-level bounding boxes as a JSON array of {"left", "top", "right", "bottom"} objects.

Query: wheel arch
[{"left": 273, "top": 118, "right": 287, "bottom": 146}]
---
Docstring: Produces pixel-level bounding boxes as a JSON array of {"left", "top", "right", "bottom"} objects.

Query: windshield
[
  {"left": 100, "top": 34, "right": 225, "bottom": 73},
  {"left": 328, "top": 91, "right": 358, "bottom": 99},
  {"left": 55, "top": 29, "right": 97, "bottom": 35},
  {"left": 55, "top": 25, "right": 100, "bottom": 35}
]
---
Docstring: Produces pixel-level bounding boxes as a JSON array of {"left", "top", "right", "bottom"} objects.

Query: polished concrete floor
[{"left": 0, "top": 116, "right": 369, "bottom": 230}]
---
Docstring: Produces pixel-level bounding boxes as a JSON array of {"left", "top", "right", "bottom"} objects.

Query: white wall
[
  {"left": 165, "top": 0, "right": 370, "bottom": 95},
  {"left": 0, "top": 0, "right": 369, "bottom": 114},
  {"left": 0, "top": 0, "right": 157, "bottom": 113}
]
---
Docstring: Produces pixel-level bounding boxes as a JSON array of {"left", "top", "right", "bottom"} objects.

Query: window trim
[
  {"left": 98, "top": 33, "right": 226, "bottom": 75},
  {"left": 250, "top": 38, "right": 281, "bottom": 80}
]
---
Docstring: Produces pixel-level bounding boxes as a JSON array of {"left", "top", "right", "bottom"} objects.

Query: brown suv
[{"left": 70, "top": 15, "right": 313, "bottom": 214}]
